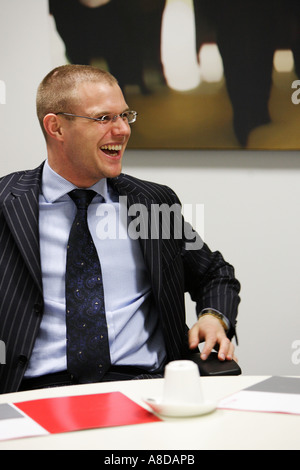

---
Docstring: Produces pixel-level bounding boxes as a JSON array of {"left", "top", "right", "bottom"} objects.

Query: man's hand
[{"left": 188, "top": 314, "right": 236, "bottom": 361}]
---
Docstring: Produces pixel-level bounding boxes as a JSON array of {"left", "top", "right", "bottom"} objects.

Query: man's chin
[{"left": 100, "top": 162, "right": 123, "bottom": 180}]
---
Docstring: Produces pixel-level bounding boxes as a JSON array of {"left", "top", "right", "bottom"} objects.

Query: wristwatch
[{"left": 198, "top": 309, "right": 229, "bottom": 332}]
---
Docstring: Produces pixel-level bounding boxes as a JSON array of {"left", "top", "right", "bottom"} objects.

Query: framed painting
[{"left": 49, "top": 0, "right": 300, "bottom": 150}]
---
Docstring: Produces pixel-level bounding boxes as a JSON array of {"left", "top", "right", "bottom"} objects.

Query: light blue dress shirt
[{"left": 25, "top": 161, "right": 166, "bottom": 378}]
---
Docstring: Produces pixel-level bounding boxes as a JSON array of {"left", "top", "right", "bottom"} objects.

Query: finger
[
  {"left": 200, "top": 336, "right": 217, "bottom": 360},
  {"left": 188, "top": 324, "right": 202, "bottom": 349},
  {"left": 218, "top": 337, "right": 234, "bottom": 361}
]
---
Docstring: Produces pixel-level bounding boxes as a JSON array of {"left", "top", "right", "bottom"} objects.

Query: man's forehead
[
  {"left": 76, "top": 80, "right": 118, "bottom": 94},
  {"left": 74, "top": 81, "right": 128, "bottom": 113}
]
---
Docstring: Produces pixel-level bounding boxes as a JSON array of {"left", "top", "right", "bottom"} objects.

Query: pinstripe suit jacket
[{"left": 0, "top": 162, "right": 240, "bottom": 393}]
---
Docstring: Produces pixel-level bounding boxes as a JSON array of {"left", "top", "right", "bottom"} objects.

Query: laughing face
[{"left": 47, "top": 81, "right": 132, "bottom": 187}]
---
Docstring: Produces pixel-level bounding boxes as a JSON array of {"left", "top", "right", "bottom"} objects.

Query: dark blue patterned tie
[{"left": 66, "top": 189, "right": 110, "bottom": 383}]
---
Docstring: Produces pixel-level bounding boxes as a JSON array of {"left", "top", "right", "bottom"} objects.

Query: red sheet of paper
[{"left": 15, "top": 392, "right": 160, "bottom": 434}]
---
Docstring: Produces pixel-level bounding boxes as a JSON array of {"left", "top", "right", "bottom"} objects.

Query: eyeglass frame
[{"left": 54, "top": 110, "right": 138, "bottom": 124}]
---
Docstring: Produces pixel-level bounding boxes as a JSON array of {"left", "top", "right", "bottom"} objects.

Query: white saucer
[{"left": 143, "top": 397, "right": 217, "bottom": 417}]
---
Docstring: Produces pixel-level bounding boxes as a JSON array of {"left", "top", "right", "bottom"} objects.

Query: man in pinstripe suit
[{"left": 0, "top": 65, "right": 240, "bottom": 393}]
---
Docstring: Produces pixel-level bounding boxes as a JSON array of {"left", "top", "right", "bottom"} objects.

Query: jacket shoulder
[
  {"left": 0, "top": 170, "right": 25, "bottom": 201},
  {"left": 0, "top": 164, "right": 44, "bottom": 202},
  {"left": 111, "top": 173, "right": 181, "bottom": 205}
]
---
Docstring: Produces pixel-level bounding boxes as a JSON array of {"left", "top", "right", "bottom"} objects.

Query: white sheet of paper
[
  {"left": 0, "top": 404, "right": 48, "bottom": 441},
  {"left": 219, "top": 390, "right": 300, "bottom": 414},
  {"left": 218, "top": 377, "right": 300, "bottom": 415}
]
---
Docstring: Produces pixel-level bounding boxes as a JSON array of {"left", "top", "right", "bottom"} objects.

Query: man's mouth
[{"left": 100, "top": 144, "right": 122, "bottom": 157}]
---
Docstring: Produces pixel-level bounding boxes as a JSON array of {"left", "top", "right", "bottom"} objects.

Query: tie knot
[{"left": 68, "top": 189, "right": 97, "bottom": 210}]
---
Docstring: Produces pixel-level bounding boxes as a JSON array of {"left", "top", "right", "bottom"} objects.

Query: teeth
[{"left": 101, "top": 144, "right": 122, "bottom": 151}]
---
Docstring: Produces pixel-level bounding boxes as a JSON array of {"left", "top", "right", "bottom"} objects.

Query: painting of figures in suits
[{"left": 49, "top": 0, "right": 300, "bottom": 150}]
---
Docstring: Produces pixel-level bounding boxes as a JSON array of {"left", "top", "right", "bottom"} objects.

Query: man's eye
[{"left": 97, "top": 115, "right": 111, "bottom": 123}]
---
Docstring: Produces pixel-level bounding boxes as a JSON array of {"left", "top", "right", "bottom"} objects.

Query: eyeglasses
[{"left": 55, "top": 110, "right": 138, "bottom": 124}]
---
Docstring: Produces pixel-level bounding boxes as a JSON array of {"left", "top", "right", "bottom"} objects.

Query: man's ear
[{"left": 43, "top": 113, "right": 64, "bottom": 141}]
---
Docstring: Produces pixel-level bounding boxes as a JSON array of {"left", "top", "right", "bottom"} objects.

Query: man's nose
[{"left": 111, "top": 116, "right": 131, "bottom": 134}]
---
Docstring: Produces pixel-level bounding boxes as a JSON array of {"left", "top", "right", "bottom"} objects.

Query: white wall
[
  {"left": 0, "top": 0, "right": 51, "bottom": 174},
  {"left": 1, "top": 0, "right": 300, "bottom": 376}
]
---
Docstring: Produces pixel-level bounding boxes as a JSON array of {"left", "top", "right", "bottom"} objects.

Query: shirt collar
[{"left": 41, "top": 160, "right": 109, "bottom": 203}]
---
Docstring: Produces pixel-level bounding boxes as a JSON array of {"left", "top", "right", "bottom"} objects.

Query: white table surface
[{"left": 0, "top": 375, "right": 299, "bottom": 450}]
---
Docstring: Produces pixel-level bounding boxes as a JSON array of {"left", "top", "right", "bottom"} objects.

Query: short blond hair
[{"left": 36, "top": 64, "right": 118, "bottom": 138}]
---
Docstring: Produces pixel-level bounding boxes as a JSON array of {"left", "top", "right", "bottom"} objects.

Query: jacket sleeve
[
  {"left": 182, "top": 230, "right": 241, "bottom": 339},
  {"left": 157, "top": 183, "right": 241, "bottom": 338}
]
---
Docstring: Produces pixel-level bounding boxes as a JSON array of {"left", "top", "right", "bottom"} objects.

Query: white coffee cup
[{"left": 162, "top": 360, "right": 203, "bottom": 405}]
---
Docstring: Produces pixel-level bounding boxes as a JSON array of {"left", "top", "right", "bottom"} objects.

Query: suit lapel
[
  {"left": 2, "top": 165, "right": 43, "bottom": 293},
  {"left": 110, "top": 175, "right": 163, "bottom": 304},
  {"left": 128, "top": 193, "right": 162, "bottom": 304}
]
